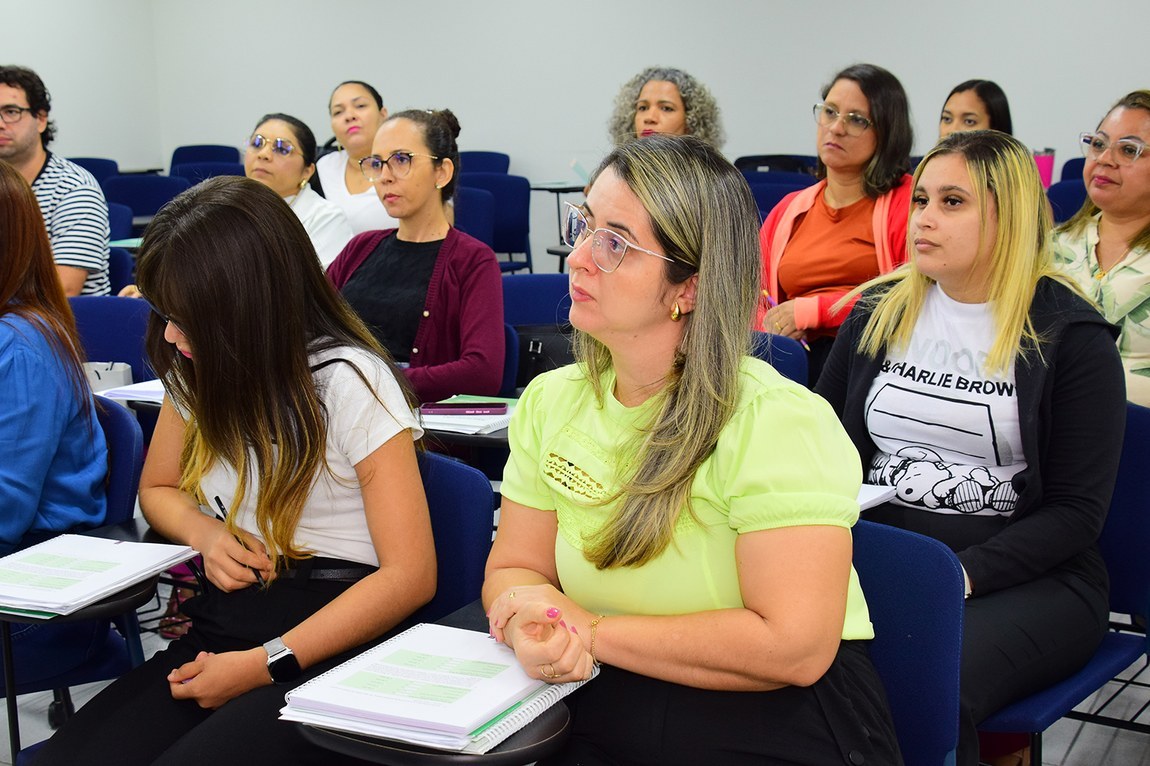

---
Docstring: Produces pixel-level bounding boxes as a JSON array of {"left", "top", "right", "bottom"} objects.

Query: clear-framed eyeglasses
[
  {"left": 562, "top": 202, "right": 674, "bottom": 273},
  {"left": 0, "top": 105, "right": 34, "bottom": 124},
  {"left": 358, "top": 151, "right": 440, "bottom": 182},
  {"left": 246, "top": 134, "right": 296, "bottom": 157},
  {"left": 1079, "top": 132, "right": 1148, "bottom": 166},
  {"left": 813, "top": 102, "right": 873, "bottom": 136}
]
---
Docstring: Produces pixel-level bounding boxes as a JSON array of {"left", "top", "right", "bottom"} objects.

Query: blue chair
[
  {"left": 979, "top": 402, "right": 1150, "bottom": 764},
  {"left": 853, "top": 520, "right": 965, "bottom": 766},
  {"left": 751, "top": 332, "right": 808, "bottom": 386},
  {"left": 459, "top": 151, "right": 511, "bottom": 174},
  {"left": 170, "top": 161, "right": 245, "bottom": 185},
  {"left": 500, "top": 325, "right": 519, "bottom": 398},
  {"left": 107, "top": 202, "right": 133, "bottom": 241},
  {"left": 169, "top": 144, "right": 240, "bottom": 169},
  {"left": 454, "top": 186, "right": 495, "bottom": 249},
  {"left": 411, "top": 452, "right": 495, "bottom": 623},
  {"left": 502, "top": 273, "right": 571, "bottom": 327},
  {"left": 457, "top": 173, "right": 533, "bottom": 273},
  {"left": 1047, "top": 180, "right": 1088, "bottom": 224},
  {"left": 741, "top": 170, "right": 818, "bottom": 188},
  {"left": 68, "top": 157, "right": 119, "bottom": 185},
  {"left": 107, "top": 248, "right": 134, "bottom": 294},
  {"left": 748, "top": 181, "right": 810, "bottom": 221},
  {"left": 101, "top": 175, "right": 191, "bottom": 225},
  {"left": 1061, "top": 157, "right": 1085, "bottom": 182},
  {"left": 734, "top": 154, "right": 818, "bottom": 174},
  {"left": 69, "top": 296, "right": 152, "bottom": 386}
]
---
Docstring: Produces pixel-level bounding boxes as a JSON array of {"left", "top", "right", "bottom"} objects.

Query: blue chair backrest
[
  {"left": 457, "top": 173, "right": 531, "bottom": 255},
  {"left": 741, "top": 170, "right": 817, "bottom": 188},
  {"left": 69, "top": 296, "right": 152, "bottom": 385},
  {"left": 454, "top": 186, "right": 496, "bottom": 249},
  {"left": 747, "top": 181, "right": 810, "bottom": 220},
  {"left": 502, "top": 273, "right": 571, "bottom": 326},
  {"left": 94, "top": 396, "right": 144, "bottom": 525},
  {"left": 751, "top": 332, "right": 808, "bottom": 386},
  {"left": 414, "top": 452, "right": 494, "bottom": 622},
  {"left": 734, "top": 154, "right": 818, "bottom": 174},
  {"left": 108, "top": 248, "right": 134, "bottom": 294},
  {"left": 170, "top": 144, "right": 241, "bottom": 169},
  {"left": 501, "top": 324, "right": 519, "bottom": 397},
  {"left": 101, "top": 175, "right": 192, "bottom": 218},
  {"left": 170, "top": 162, "right": 245, "bottom": 185},
  {"left": 1047, "top": 180, "right": 1087, "bottom": 224},
  {"left": 69, "top": 157, "right": 119, "bottom": 185},
  {"left": 852, "top": 520, "right": 964, "bottom": 766},
  {"left": 107, "top": 202, "right": 133, "bottom": 241},
  {"left": 459, "top": 151, "right": 511, "bottom": 174},
  {"left": 1100, "top": 403, "right": 1150, "bottom": 619},
  {"left": 1061, "top": 157, "right": 1085, "bottom": 182}
]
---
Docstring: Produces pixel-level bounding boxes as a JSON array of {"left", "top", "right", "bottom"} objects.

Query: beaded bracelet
[{"left": 589, "top": 614, "right": 606, "bottom": 665}]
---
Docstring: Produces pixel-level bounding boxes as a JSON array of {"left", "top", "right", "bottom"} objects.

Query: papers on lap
[
  {"left": 280, "top": 623, "right": 596, "bottom": 754},
  {"left": 99, "top": 378, "right": 165, "bottom": 405},
  {"left": 418, "top": 395, "right": 517, "bottom": 435},
  {"left": 0, "top": 535, "right": 196, "bottom": 619},
  {"left": 858, "top": 484, "right": 897, "bottom": 511}
]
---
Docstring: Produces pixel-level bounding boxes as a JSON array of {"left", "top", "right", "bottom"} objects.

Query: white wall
[{"left": 6, "top": 0, "right": 1144, "bottom": 268}]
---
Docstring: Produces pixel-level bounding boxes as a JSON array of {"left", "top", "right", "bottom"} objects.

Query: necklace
[{"left": 1093, "top": 222, "right": 1132, "bottom": 280}]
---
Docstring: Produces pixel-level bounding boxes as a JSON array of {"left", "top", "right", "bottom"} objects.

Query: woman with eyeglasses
[
  {"left": 244, "top": 113, "right": 352, "bottom": 267},
  {"left": 816, "top": 130, "right": 1123, "bottom": 766},
  {"left": 1053, "top": 90, "right": 1150, "bottom": 407},
  {"left": 938, "top": 80, "right": 1013, "bottom": 138},
  {"left": 315, "top": 80, "right": 399, "bottom": 235},
  {"left": 327, "top": 108, "right": 504, "bottom": 403},
  {"left": 759, "top": 63, "right": 914, "bottom": 384},
  {"left": 35, "top": 176, "right": 436, "bottom": 765},
  {"left": 483, "top": 135, "right": 903, "bottom": 765},
  {"left": 607, "top": 66, "right": 725, "bottom": 148},
  {"left": 0, "top": 159, "right": 112, "bottom": 686}
]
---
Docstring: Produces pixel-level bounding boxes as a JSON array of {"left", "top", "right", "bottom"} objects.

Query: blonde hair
[
  {"left": 576, "top": 135, "right": 760, "bottom": 568},
  {"left": 852, "top": 130, "right": 1072, "bottom": 375},
  {"left": 1060, "top": 89, "right": 1150, "bottom": 254}
]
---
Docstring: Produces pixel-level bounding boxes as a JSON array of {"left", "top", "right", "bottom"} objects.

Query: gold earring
[
  {"left": 670, "top": 303, "right": 682, "bottom": 322},
  {"left": 299, "top": 179, "right": 308, "bottom": 190}
]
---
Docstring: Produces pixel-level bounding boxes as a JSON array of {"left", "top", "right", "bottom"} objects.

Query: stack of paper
[
  {"left": 280, "top": 623, "right": 596, "bottom": 754},
  {"left": 419, "top": 395, "right": 517, "bottom": 435},
  {"left": 0, "top": 535, "right": 196, "bottom": 619},
  {"left": 99, "top": 378, "right": 165, "bottom": 405}
]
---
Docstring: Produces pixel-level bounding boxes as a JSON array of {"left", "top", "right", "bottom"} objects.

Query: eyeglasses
[
  {"left": 0, "top": 105, "right": 34, "bottom": 124},
  {"left": 246, "top": 134, "right": 296, "bottom": 157},
  {"left": 358, "top": 151, "right": 440, "bottom": 182},
  {"left": 813, "top": 103, "right": 873, "bottom": 136},
  {"left": 1079, "top": 132, "right": 1147, "bottom": 166},
  {"left": 561, "top": 202, "right": 674, "bottom": 273},
  {"left": 143, "top": 299, "right": 184, "bottom": 335}
]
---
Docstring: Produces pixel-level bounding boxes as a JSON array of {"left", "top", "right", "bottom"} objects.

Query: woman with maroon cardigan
[{"left": 327, "top": 109, "right": 504, "bottom": 403}]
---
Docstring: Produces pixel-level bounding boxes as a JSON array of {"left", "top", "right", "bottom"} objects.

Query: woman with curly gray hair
[{"left": 608, "top": 66, "right": 725, "bottom": 149}]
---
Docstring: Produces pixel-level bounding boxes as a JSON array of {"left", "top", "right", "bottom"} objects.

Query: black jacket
[{"left": 816, "top": 278, "right": 1125, "bottom": 596}]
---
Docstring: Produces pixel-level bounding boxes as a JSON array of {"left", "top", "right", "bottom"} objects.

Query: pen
[
  {"left": 214, "top": 496, "right": 266, "bottom": 586},
  {"left": 762, "top": 290, "right": 812, "bottom": 351}
]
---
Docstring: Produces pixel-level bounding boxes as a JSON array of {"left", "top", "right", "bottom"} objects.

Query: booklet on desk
[
  {"left": 280, "top": 622, "right": 597, "bottom": 753},
  {"left": 418, "top": 395, "right": 517, "bottom": 435},
  {"left": 0, "top": 535, "right": 196, "bottom": 619}
]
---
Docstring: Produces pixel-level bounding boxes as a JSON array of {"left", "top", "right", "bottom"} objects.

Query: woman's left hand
[
  {"left": 764, "top": 301, "right": 805, "bottom": 341},
  {"left": 167, "top": 648, "right": 270, "bottom": 708}
]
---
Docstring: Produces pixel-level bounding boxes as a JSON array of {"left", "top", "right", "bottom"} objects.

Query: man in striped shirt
[{"left": 0, "top": 66, "right": 110, "bottom": 295}]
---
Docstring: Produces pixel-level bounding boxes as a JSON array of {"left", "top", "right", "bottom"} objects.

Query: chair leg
[
  {"left": 48, "top": 688, "right": 74, "bottom": 729},
  {"left": 1028, "top": 731, "right": 1041, "bottom": 766}
]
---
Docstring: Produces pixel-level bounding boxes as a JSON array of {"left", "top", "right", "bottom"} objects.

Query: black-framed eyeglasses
[
  {"left": 358, "top": 151, "right": 439, "bottom": 182},
  {"left": 0, "top": 105, "right": 34, "bottom": 124},
  {"left": 246, "top": 134, "right": 296, "bottom": 157},
  {"left": 561, "top": 202, "right": 674, "bottom": 273},
  {"left": 813, "top": 102, "right": 873, "bottom": 136},
  {"left": 143, "top": 299, "right": 184, "bottom": 335},
  {"left": 1079, "top": 131, "right": 1147, "bottom": 166}
]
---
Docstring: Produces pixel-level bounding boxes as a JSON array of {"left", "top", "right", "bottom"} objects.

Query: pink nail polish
[
  {"left": 559, "top": 619, "right": 567, "bottom": 629},
  {"left": 546, "top": 607, "right": 560, "bottom": 619},
  {"left": 570, "top": 625, "right": 578, "bottom": 634}
]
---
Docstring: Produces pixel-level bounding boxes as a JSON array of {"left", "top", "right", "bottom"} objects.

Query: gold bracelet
[{"left": 589, "top": 614, "right": 606, "bottom": 665}]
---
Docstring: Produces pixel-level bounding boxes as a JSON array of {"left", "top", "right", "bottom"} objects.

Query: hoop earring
[{"left": 670, "top": 303, "right": 682, "bottom": 322}]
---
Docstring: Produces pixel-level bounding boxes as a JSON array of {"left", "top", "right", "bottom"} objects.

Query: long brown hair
[
  {"left": 136, "top": 176, "right": 416, "bottom": 567},
  {"left": 0, "top": 160, "right": 87, "bottom": 394}
]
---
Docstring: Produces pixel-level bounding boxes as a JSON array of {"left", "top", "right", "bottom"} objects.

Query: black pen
[{"left": 214, "top": 496, "right": 266, "bottom": 586}]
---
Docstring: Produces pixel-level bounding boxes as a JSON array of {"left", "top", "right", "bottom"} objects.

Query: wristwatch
[{"left": 263, "top": 636, "right": 302, "bottom": 684}]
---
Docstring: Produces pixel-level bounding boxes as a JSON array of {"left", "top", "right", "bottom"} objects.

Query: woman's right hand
[
  {"left": 503, "top": 602, "right": 596, "bottom": 683},
  {"left": 198, "top": 522, "right": 273, "bottom": 592}
]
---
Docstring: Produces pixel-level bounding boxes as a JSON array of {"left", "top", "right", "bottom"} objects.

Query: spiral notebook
[{"left": 279, "top": 622, "right": 597, "bottom": 753}]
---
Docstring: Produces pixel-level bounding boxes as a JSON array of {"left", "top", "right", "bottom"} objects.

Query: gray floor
[{"left": 1, "top": 596, "right": 1146, "bottom": 765}]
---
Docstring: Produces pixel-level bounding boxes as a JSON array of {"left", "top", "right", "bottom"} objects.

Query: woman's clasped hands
[{"left": 488, "top": 584, "right": 597, "bottom": 684}]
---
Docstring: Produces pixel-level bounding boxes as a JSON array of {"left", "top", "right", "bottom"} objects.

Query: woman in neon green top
[{"left": 483, "top": 135, "right": 902, "bottom": 765}]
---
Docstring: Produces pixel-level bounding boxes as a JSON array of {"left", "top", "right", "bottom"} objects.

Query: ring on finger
[
  {"left": 509, "top": 591, "right": 516, "bottom": 599},
  {"left": 540, "top": 663, "right": 562, "bottom": 679}
]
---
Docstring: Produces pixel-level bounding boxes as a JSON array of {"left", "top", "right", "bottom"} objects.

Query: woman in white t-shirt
[
  {"left": 37, "top": 176, "right": 436, "bottom": 765},
  {"left": 817, "top": 130, "right": 1125, "bottom": 766},
  {"left": 315, "top": 80, "right": 398, "bottom": 234}
]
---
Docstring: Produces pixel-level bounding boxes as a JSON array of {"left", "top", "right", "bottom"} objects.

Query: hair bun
[{"left": 434, "top": 108, "right": 461, "bottom": 140}]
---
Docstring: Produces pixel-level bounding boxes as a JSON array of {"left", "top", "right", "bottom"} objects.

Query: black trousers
[
  {"left": 540, "top": 641, "right": 903, "bottom": 766},
  {"left": 31, "top": 574, "right": 384, "bottom": 766}
]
